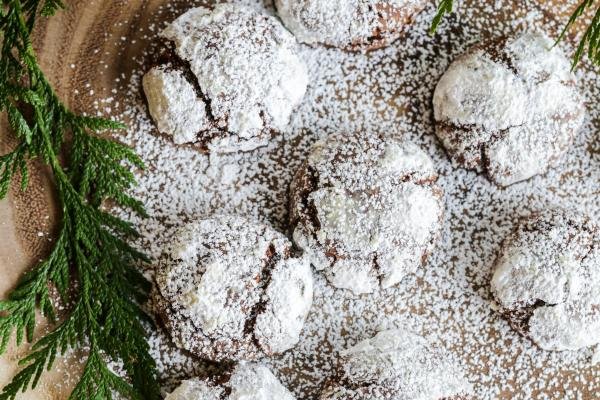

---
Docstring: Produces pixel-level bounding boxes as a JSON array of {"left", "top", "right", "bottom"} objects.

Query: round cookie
[
  {"left": 320, "top": 329, "right": 471, "bottom": 399},
  {"left": 275, "top": 0, "right": 428, "bottom": 51},
  {"left": 154, "top": 215, "right": 314, "bottom": 361},
  {"left": 433, "top": 31, "right": 585, "bottom": 187},
  {"left": 143, "top": 4, "right": 308, "bottom": 153},
  {"left": 491, "top": 210, "right": 600, "bottom": 351},
  {"left": 289, "top": 132, "right": 444, "bottom": 295},
  {"left": 165, "top": 362, "right": 295, "bottom": 400}
]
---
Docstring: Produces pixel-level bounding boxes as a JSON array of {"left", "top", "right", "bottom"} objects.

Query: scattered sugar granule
[{"left": 96, "top": 0, "right": 600, "bottom": 398}]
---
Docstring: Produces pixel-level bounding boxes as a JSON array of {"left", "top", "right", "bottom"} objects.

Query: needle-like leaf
[{"left": 0, "top": 1, "right": 160, "bottom": 399}]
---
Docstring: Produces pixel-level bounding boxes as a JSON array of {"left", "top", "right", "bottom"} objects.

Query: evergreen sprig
[
  {"left": 429, "top": 0, "right": 454, "bottom": 35},
  {"left": 0, "top": 1, "right": 160, "bottom": 399},
  {"left": 557, "top": 0, "right": 600, "bottom": 68},
  {"left": 429, "top": 0, "right": 600, "bottom": 68}
]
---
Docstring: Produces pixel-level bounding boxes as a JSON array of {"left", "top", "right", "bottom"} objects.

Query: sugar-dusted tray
[{"left": 1, "top": 0, "right": 598, "bottom": 398}]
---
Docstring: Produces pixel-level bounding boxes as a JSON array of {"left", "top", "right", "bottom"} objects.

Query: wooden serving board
[
  {"left": 0, "top": 1, "right": 597, "bottom": 399},
  {"left": 0, "top": 2, "right": 173, "bottom": 397}
]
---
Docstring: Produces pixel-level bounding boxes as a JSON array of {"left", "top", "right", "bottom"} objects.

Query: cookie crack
[
  {"left": 243, "top": 243, "right": 278, "bottom": 352},
  {"left": 155, "top": 41, "right": 218, "bottom": 122},
  {"left": 151, "top": 40, "right": 230, "bottom": 151},
  {"left": 372, "top": 253, "right": 384, "bottom": 288},
  {"left": 436, "top": 119, "right": 525, "bottom": 173},
  {"left": 289, "top": 164, "right": 322, "bottom": 241},
  {"left": 479, "top": 37, "right": 519, "bottom": 75},
  {"left": 501, "top": 299, "right": 555, "bottom": 340}
]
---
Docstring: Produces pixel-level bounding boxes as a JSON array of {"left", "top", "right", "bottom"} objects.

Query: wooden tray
[{"left": 0, "top": 1, "right": 598, "bottom": 399}]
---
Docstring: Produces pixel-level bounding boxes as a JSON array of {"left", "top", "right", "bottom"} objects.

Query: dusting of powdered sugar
[
  {"left": 97, "top": 0, "right": 600, "bottom": 398},
  {"left": 165, "top": 378, "right": 223, "bottom": 400},
  {"left": 491, "top": 210, "right": 600, "bottom": 351},
  {"left": 433, "top": 31, "right": 585, "bottom": 187},
  {"left": 142, "top": 66, "right": 210, "bottom": 144},
  {"left": 154, "top": 214, "right": 313, "bottom": 361},
  {"left": 274, "top": 0, "right": 428, "bottom": 51},
  {"left": 146, "top": 3, "right": 308, "bottom": 152},
  {"left": 165, "top": 362, "right": 295, "bottom": 400},
  {"left": 289, "top": 133, "right": 443, "bottom": 295},
  {"left": 320, "top": 329, "right": 471, "bottom": 399}
]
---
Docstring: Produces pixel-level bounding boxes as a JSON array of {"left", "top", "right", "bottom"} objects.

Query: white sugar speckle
[
  {"left": 145, "top": 4, "right": 308, "bottom": 153},
  {"left": 289, "top": 133, "right": 443, "bottom": 295},
  {"left": 321, "top": 329, "right": 471, "bottom": 399},
  {"left": 592, "top": 346, "right": 600, "bottom": 366},
  {"left": 433, "top": 31, "right": 584, "bottom": 187},
  {"left": 153, "top": 215, "right": 313, "bottom": 362},
  {"left": 491, "top": 210, "right": 600, "bottom": 352},
  {"left": 165, "top": 363, "right": 295, "bottom": 400},
  {"left": 275, "top": 0, "right": 428, "bottom": 51},
  {"left": 100, "top": 0, "right": 600, "bottom": 398}
]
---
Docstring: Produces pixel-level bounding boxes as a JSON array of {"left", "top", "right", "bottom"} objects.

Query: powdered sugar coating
[
  {"left": 275, "top": 0, "right": 428, "bottom": 51},
  {"left": 146, "top": 4, "right": 308, "bottom": 152},
  {"left": 165, "top": 378, "right": 223, "bottom": 400},
  {"left": 154, "top": 215, "right": 313, "bottom": 361},
  {"left": 290, "top": 133, "right": 443, "bottom": 294},
  {"left": 142, "top": 66, "right": 210, "bottom": 145},
  {"left": 228, "top": 362, "right": 296, "bottom": 400},
  {"left": 166, "top": 363, "right": 295, "bottom": 400},
  {"left": 491, "top": 210, "right": 600, "bottom": 351},
  {"left": 107, "top": 0, "right": 600, "bottom": 397},
  {"left": 433, "top": 31, "right": 585, "bottom": 187},
  {"left": 320, "top": 329, "right": 471, "bottom": 399}
]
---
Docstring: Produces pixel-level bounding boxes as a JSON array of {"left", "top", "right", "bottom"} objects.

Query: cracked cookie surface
[
  {"left": 165, "top": 362, "right": 295, "bottom": 400},
  {"left": 275, "top": 0, "right": 428, "bottom": 51},
  {"left": 143, "top": 4, "right": 308, "bottom": 153},
  {"left": 154, "top": 215, "right": 313, "bottom": 361},
  {"left": 491, "top": 210, "right": 600, "bottom": 351},
  {"left": 319, "top": 329, "right": 471, "bottom": 399},
  {"left": 289, "top": 132, "right": 443, "bottom": 295},
  {"left": 433, "top": 31, "right": 585, "bottom": 187}
]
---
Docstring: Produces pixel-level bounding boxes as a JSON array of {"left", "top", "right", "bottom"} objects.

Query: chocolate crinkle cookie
[
  {"left": 433, "top": 31, "right": 585, "bottom": 187},
  {"left": 153, "top": 215, "right": 314, "bottom": 362},
  {"left": 165, "top": 362, "right": 295, "bottom": 400},
  {"left": 143, "top": 4, "right": 308, "bottom": 153},
  {"left": 320, "top": 329, "right": 471, "bottom": 399},
  {"left": 275, "top": 0, "right": 428, "bottom": 51},
  {"left": 289, "top": 132, "right": 444, "bottom": 295},
  {"left": 491, "top": 210, "right": 600, "bottom": 351}
]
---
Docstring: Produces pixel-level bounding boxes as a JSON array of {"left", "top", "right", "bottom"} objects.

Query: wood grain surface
[
  {"left": 0, "top": 1, "right": 596, "bottom": 399},
  {"left": 0, "top": 1, "right": 171, "bottom": 397}
]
